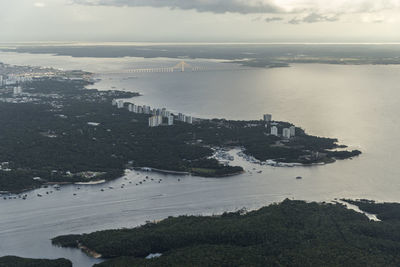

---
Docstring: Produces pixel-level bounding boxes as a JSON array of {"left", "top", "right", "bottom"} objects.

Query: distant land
[
  {"left": 52, "top": 199, "right": 400, "bottom": 267},
  {"left": 2, "top": 44, "right": 400, "bottom": 68},
  {"left": 0, "top": 62, "right": 360, "bottom": 193},
  {"left": 0, "top": 256, "right": 72, "bottom": 267}
]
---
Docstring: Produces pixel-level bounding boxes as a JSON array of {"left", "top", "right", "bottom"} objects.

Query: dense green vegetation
[
  {"left": 52, "top": 199, "right": 400, "bottom": 267},
  {"left": 0, "top": 79, "right": 241, "bottom": 192},
  {"left": 343, "top": 199, "right": 400, "bottom": 221},
  {"left": 0, "top": 77, "right": 359, "bottom": 192},
  {"left": 0, "top": 256, "right": 72, "bottom": 267}
]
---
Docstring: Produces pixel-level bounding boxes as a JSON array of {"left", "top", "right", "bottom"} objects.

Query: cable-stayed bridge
[{"left": 123, "top": 61, "right": 207, "bottom": 73}]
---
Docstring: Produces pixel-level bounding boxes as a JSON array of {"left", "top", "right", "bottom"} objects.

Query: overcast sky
[{"left": 1, "top": 0, "right": 400, "bottom": 43}]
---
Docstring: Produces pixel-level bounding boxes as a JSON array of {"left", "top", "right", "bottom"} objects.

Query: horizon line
[{"left": 1, "top": 41, "right": 400, "bottom": 46}]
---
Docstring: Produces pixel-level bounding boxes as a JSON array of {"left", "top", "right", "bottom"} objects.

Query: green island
[
  {"left": 0, "top": 66, "right": 359, "bottom": 193},
  {"left": 0, "top": 256, "right": 72, "bottom": 267},
  {"left": 52, "top": 199, "right": 400, "bottom": 267}
]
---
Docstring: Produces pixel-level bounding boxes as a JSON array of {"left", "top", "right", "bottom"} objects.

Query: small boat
[
  {"left": 257, "top": 170, "right": 262, "bottom": 173},
  {"left": 100, "top": 189, "right": 104, "bottom": 192},
  {"left": 296, "top": 176, "right": 302, "bottom": 180},
  {"left": 37, "top": 194, "right": 43, "bottom": 197}
]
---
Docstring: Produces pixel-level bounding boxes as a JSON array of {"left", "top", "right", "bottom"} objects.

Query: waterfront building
[
  {"left": 143, "top": 105, "right": 151, "bottom": 114},
  {"left": 263, "top": 114, "right": 272, "bottom": 122},
  {"left": 137, "top": 106, "right": 144, "bottom": 114},
  {"left": 290, "top": 126, "right": 296, "bottom": 137},
  {"left": 111, "top": 99, "right": 117, "bottom": 106},
  {"left": 271, "top": 126, "right": 278, "bottom": 136},
  {"left": 13, "top": 86, "right": 22, "bottom": 95},
  {"left": 149, "top": 115, "right": 163, "bottom": 127},
  {"left": 0, "top": 75, "right": 3, "bottom": 87},
  {"left": 128, "top": 104, "right": 133, "bottom": 112},
  {"left": 178, "top": 113, "right": 186, "bottom": 122},
  {"left": 116, "top": 100, "right": 124, "bottom": 109},
  {"left": 161, "top": 108, "right": 167, "bottom": 117},
  {"left": 185, "top": 116, "right": 193, "bottom": 124},
  {"left": 168, "top": 115, "right": 174, "bottom": 126},
  {"left": 283, "top": 128, "right": 291, "bottom": 139}
]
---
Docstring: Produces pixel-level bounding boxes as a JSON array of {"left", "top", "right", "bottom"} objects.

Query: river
[{"left": 0, "top": 51, "right": 400, "bottom": 266}]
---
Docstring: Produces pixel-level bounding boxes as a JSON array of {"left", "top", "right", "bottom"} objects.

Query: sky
[{"left": 0, "top": 0, "right": 400, "bottom": 43}]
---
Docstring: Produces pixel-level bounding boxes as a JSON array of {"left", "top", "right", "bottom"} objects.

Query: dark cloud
[
  {"left": 72, "top": 0, "right": 282, "bottom": 14},
  {"left": 289, "top": 13, "right": 340, "bottom": 24},
  {"left": 264, "top": 17, "right": 284, "bottom": 23}
]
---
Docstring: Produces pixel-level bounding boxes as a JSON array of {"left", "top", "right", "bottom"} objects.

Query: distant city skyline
[{"left": 1, "top": 0, "right": 400, "bottom": 42}]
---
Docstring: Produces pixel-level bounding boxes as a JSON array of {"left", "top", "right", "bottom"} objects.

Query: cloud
[
  {"left": 72, "top": 0, "right": 281, "bottom": 14},
  {"left": 34, "top": 2, "right": 46, "bottom": 8},
  {"left": 289, "top": 13, "right": 340, "bottom": 24},
  {"left": 264, "top": 17, "right": 284, "bottom": 23},
  {"left": 71, "top": 0, "right": 400, "bottom": 25}
]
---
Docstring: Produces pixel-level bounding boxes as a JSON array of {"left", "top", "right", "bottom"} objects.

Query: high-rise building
[
  {"left": 185, "top": 116, "right": 193, "bottom": 124},
  {"left": 147, "top": 106, "right": 153, "bottom": 114},
  {"left": 178, "top": 113, "right": 185, "bottom": 122},
  {"left": 128, "top": 104, "right": 133, "bottom": 112},
  {"left": 161, "top": 108, "right": 167, "bottom": 117},
  {"left": 117, "top": 100, "right": 124, "bottom": 109},
  {"left": 148, "top": 115, "right": 163, "bottom": 127},
  {"left": 282, "top": 128, "right": 291, "bottom": 139},
  {"left": 168, "top": 115, "right": 174, "bottom": 126},
  {"left": 111, "top": 99, "right": 117, "bottom": 106},
  {"left": 290, "top": 126, "right": 296, "bottom": 137},
  {"left": 13, "top": 86, "right": 22, "bottom": 95},
  {"left": 271, "top": 126, "right": 278, "bottom": 136},
  {"left": 263, "top": 114, "right": 272, "bottom": 122}
]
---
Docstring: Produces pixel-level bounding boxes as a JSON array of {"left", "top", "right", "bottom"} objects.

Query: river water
[{"left": 0, "top": 51, "right": 400, "bottom": 266}]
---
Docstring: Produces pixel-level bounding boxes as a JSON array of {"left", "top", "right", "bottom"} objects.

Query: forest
[
  {"left": 0, "top": 78, "right": 359, "bottom": 192},
  {"left": 52, "top": 199, "right": 400, "bottom": 267},
  {"left": 0, "top": 256, "right": 72, "bottom": 267}
]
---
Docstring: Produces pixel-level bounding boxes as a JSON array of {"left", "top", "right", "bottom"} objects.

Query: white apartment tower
[
  {"left": 168, "top": 115, "right": 174, "bottom": 126},
  {"left": 282, "top": 128, "right": 291, "bottom": 139},
  {"left": 290, "top": 126, "right": 296, "bottom": 137},
  {"left": 117, "top": 100, "right": 124, "bottom": 109},
  {"left": 271, "top": 126, "right": 278, "bottom": 136},
  {"left": 185, "top": 116, "right": 193, "bottom": 124},
  {"left": 149, "top": 115, "right": 163, "bottom": 127},
  {"left": 263, "top": 114, "right": 272, "bottom": 122}
]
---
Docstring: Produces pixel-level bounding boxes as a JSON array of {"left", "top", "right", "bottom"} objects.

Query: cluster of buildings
[
  {"left": 13, "top": 86, "right": 22, "bottom": 95},
  {"left": 0, "top": 162, "right": 11, "bottom": 172},
  {"left": 0, "top": 74, "right": 32, "bottom": 87},
  {"left": 112, "top": 99, "right": 194, "bottom": 127},
  {"left": 263, "top": 113, "right": 296, "bottom": 139}
]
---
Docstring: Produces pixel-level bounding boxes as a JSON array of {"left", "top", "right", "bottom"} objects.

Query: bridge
[{"left": 125, "top": 61, "right": 206, "bottom": 73}]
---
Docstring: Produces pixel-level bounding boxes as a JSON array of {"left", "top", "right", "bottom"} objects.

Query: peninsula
[
  {"left": 52, "top": 199, "right": 400, "bottom": 266},
  {"left": 0, "top": 63, "right": 360, "bottom": 193}
]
